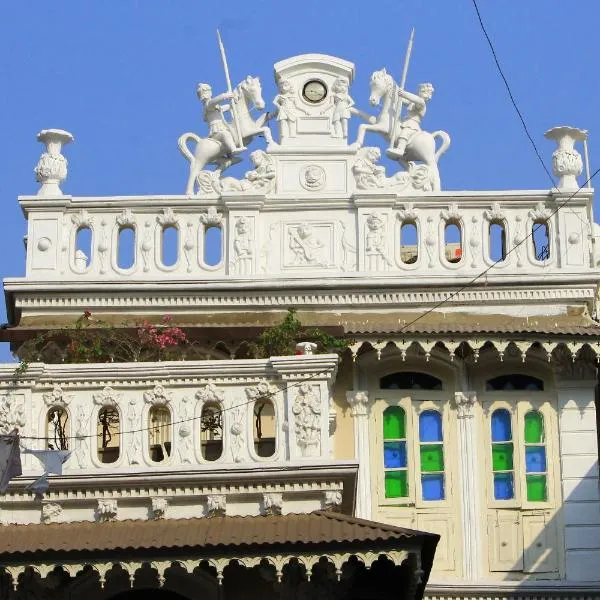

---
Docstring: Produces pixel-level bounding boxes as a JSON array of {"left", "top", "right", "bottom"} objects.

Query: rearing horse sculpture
[
  {"left": 355, "top": 68, "right": 450, "bottom": 191},
  {"left": 179, "top": 76, "right": 273, "bottom": 195}
]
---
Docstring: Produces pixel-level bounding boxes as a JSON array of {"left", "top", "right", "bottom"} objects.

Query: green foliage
[{"left": 248, "top": 308, "right": 349, "bottom": 358}]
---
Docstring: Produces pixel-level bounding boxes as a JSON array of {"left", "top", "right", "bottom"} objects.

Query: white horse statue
[
  {"left": 179, "top": 76, "right": 273, "bottom": 195},
  {"left": 355, "top": 68, "right": 450, "bottom": 191}
]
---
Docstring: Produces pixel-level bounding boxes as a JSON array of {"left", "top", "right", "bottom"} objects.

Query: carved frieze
[
  {"left": 292, "top": 383, "right": 322, "bottom": 457},
  {"left": 43, "top": 386, "right": 73, "bottom": 408},
  {"left": 97, "top": 499, "right": 118, "bottom": 522},
  {"left": 262, "top": 492, "right": 283, "bottom": 516},
  {"left": 206, "top": 494, "right": 226, "bottom": 517},
  {"left": 0, "top": 394, "right": 26, "bottom": 435}
]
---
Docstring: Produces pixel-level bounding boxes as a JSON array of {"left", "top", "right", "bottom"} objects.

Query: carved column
[
  {"left": 454, "top": 391, "right": 482, "bottom": 581},
  {"left": 345, "top": 391, "right": 373, "bottom": 519}
]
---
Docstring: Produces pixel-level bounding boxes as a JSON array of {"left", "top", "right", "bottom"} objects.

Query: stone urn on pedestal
[
  {"left": 544, "top": 126, "right": 587, "bottom": 190},
  {"left": 34, "top": 129, "right": 74, "bottom": 197}
]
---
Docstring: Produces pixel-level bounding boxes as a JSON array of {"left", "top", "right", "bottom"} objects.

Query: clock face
[{"left": 302, "top": 79, "right": 327, "bottom": 103}]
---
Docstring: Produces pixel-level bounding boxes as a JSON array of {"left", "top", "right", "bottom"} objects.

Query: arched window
[
  {"left": 380, "top": 372, "right": 443, "bottom": 390},
  {"left": 419, "top": 410, "right": 445, "bottom": 500},
  {"left": 117, "top": 226, "right": 136, "bottom": 270},
  {"left": 444, "top": 221, "right": 462, "bottom": 264},
  {"left": 491, "top": 409, "right": 514, "bottom": 500},
  {"left": 489, "top": 222, "right": 506, "bottom": 262},
  {"left": 524, "top": 411, "right": 547, "bottom": 502},
  {"left": 74, "top": 227, "right": 92, "bottom": 269},
  {"left": 203, "top": 225, "right": 223, "bottom": 267},
  {"left": 486, "top": 374, "right": 544, "bottom": 391},
  {"left": 532, "top": 221, "right": 550, "bottom": 260},
  {"left": 399, "top": 221, "right": 418, "bottom": 264},
  {"left": 97, "top": 407, "right": 120, "bottom": 464},
  {"left": 383, "top": 406, "right": 408, "bottom": 498},
  {"left": 148, "top": 405, "right": 171, "bottom": 462},
  {"left": 200, "top": 403, "right": 223, "bottom": 461},
  {"left": 161, "top": 226, "right": 179, "bottom": 267},
  {"left": 254, "top": 398, "right": 276, "bottom": 458},
  {"left": 46, "top": 407, "right": 69, "bottom": 450}
]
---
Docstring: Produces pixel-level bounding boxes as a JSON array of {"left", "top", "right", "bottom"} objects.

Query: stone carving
[
  {"left": 97, "top": 220, "right": 109, "bottom": 274},
  {"left": 288, "top": 223, "right": 326, "bottom": 266},
  {"left": 0, "top": 394, "right": 26, "bottom": 434},
  {"left": 273, "top": 77, "right": 308, "bottom": 138},
  {"left": 126, "top": 399, "right": 142, "bottom": 466},
  {"left": 245, "top": 380, "right": 276, "bottom": 402},
  {"left": 300, "top": 165, "right": 326, "bottom": 191},
  {"left": 220, "top": 150, "right": 276, "bottom": 194},
  {"left": 229, "top": 407, "right": 245, "bottom": 463},
  {"left": 195, "top": 383, "right": 225, "bottom": 404},
  {"left": 97, "top": 499, "right": 118, "bottom": 522},
  {"left": 352, "top": 147, "right": 431, "bottom": 192},
  {"left": 365, "top": 212, "right": 392, "bottom": 270},
  {"left": 425, "top": 215, "right": 436, "bottom": 268},
  {"left": 179, "top": 76, "right": 272, "bottom": 195},
  {"left": 440, "top": 204, "right": 461, "bottom": 222},
  {"left": 355, "top": 69, "right": 450, "bottom": 191},
  {"left": 71, "top": 209, "right": 94, "bottom": 229},
  {"left": 231, "top": 217, "right": 253, "bottom": 275},
  {"left": 74, "top": 405, "right": 89, "bottom": 469},
  {"left": 469, "top": 216, "right": 480, "bottom": 269},
  {"left": 295, "top": 342, "right": 317, "bottom": 356},
  {"left": 319, "top": 77, "right": 369, "bottom": 139},
  {"left": 292, "top": 383, "right": 322, "bottom": 457},
  {"left": 262, "top": 492, "right": 283, "bottom": 516},
  {"left": 178, "top": 396, "right": 193, "bottom": 464},
  {"left": 199, "top": 207, "right": 223, "bottom": 227},
  {"left": 260, "top": 222, "right": 278, "bottom": 273},
  {"left": 141, "top": 221, "right": 152, "bottom": 272},
  {"left": 323, "top": 490, "right": 343, "bottom": 512},
  {"left": 34, "top": 129, "right": 74, "bottom": 197},
  {"left": 528, "top": 202, "right": 552, "bottom": 223},
  {"left": 206, "top": 494, "right": 226, "bottom": 517},
  {"left": 454, "top": 392, "right": 477, "bottom": 419},
  {"left": 41, "top": 502, "right": 62, "bottom": 524},
  {"left": 513, "top": 215, "right": 524, "bottom": 268},
  {"left": 151, "top": 497, "right": 169, "bottom": 519},
  {"left": 144, "top": 385, "right": 172, "bottom": 406},
  {"left": 116, "top": 208, "right": 135, "bottom": 228},
  {"left": 397, "top": 203, "right": 419, "bottom": 222},
  {"left": 545, "top": 126, "right": 588, "bottom": 190},
  {"left": 43, "top": 386, "right": 73, "bottom": 408},
  {"left": 345, "top": 391, "right": 371, "bottom": 417},
  {"left": 93, "top": 386, "right": 121, "bottom": 407},
  {"left": 183, "top": 221, "right": 195, "bottom": 272},
  {"left": 484, "top": 202, "right": 505, "bottom": 222},
  {"left": 339, "top": 221, "right": 357, "bottom": 271},
  {"left": 157, "top": 208, "right": 178, "bottom": 227}
]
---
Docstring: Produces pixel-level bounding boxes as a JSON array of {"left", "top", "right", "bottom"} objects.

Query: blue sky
[{"left": 0, "top": 0, "right": 598, "bottom": 361}]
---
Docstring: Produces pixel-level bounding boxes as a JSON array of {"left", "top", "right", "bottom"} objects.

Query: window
[
  {"left": 200, "top": 403, "right": 223, "bottom": 461},
  {"left": 203, "top": 225, "right": 223, "bottom": 267},
  {"left": 74, "top": 227, "right": 92, "bottom": 269},
  {"left": 444, "top": 221, "right": 462, "bottom": 263},
  {"left": 254, "top": 398, "right": 276, "bottom": 458},
  {"left": 148, "top": 405, "right": 171, "bottom": 462},
  {"left": 491, "top": 409, "right": 514, "bottom": 500},
  {"left": 117, "top": 226, "right": 136, "bottom": 270},
  {"left": 97, "top": 407, "right": 120, "bottom": 464},
  {"left": 47, "top": 407, "right": 69, "bottom": 450},
  {"left": 524, "top": 411, "right": 547, "bottom": 502},
  {"left": 383, "top": 407, "right": 408, "bottom": 498},
  {"left": 419, "top": 411, "right": 445, "bottom": 500},
  {"left": 399, "top": 221, "right": 418, "bottom": 264},
  {"left": 486, "top": 375, "right": 543, "bottom": 391},
  {"left": 532, "top": 221, "right": 550, "bottom": 260},
  {"left": 380, "top": 372, "right": 442, "bottom": 390},
  {"left": 489, "top": 222, "right": 506, "bottom": 262}
]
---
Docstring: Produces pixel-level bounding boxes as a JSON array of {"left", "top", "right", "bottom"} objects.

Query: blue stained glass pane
[
  {"left": 494, "top": 473, "right": 514, "bottom": 499},
  {"left": 525, "top": 446, "right": 547, "bottom": 473},
  {"left": 419, "top": 411, "right": 443, "bottom": 442},
  {"left": 421, "top": 473, "right": 445, "bottom": 500},
  {"left": 491, "top": 409, "right": 512, "bottom": 442},
  {"left": 384, "top": 441, "right": 407, "bottom": 468}
]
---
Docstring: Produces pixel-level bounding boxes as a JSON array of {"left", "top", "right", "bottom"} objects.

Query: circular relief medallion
[{"left": 300, "top": 165, "right": 326, "bottom": 191}]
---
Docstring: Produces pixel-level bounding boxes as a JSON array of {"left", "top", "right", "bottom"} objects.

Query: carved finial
[
  {"left": 35, "top": 129, "right": 74, "bottom": 197},
  {"left": 544, "top": 126, "right": 588, "bottom": 190}
]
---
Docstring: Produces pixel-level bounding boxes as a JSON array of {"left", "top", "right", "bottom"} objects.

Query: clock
[{"left": 302, "top": 79, "right": 327, "bottom": 103}]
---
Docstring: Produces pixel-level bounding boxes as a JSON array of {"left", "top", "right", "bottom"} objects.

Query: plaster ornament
[
  {"left": 71, "top": 209, "right": 94, "bottom": 229},
  {"left": 97, "top": 220, "right": 109, "bottom": 274},
  {"left": 41, "top": 502, "right": 62, "bottom": 524},
  {"left": 179, "top": 76, "right": 272, "bottom": 195},
  {"left": 73, "top": 405, "right": 89, "bottom": 469},
  {"left": 345, "top": 391, "right": 372, "bottom": 417},
  {"left": 143, "top": 385, "right": 172, "bottom": 406},
  {"left": 454, "top": 392, "right": 477, "bottom": 419},
  {"left": 440, "top": 204, "right": 461, "bottom": 222},
  {"left": 273, "top": 77, "right": 308, "bottom": 138},
  {"left": 157, "top": 208, "right": 178, "bottom": 227},
  {"left": 513, "top": 215, "right": 524, "bottom": 268},
  {"left": 177, "top": 396, "right": 193, "bottom": 464},
  {"left": 339, "top": 221, "right": 357, "bottom": 271},
  {"left": 37, "top": 237, "right": 52, "bottom": 252},
  {"left": 199, "top": 206, "right": 223, "bottom": 227},
  {"left": 34, "top": 129, "right": 74, "bottom": 197},
  {"left": 352, "top": 147, "right": 431, "bottom": 192},
  {"left": 96, "top": 499, "right": 118, "bottom": 522},
  {"left": 484, "top": 202, "right": 505, "bottom": 222},
  {"left": 195, "top": 383, "right": 225, "bottom": 404},
  {"left": 229, "top": 407, "right": 246, "bottom": 463},
  {"left": 323, "top": 490, "right": 343, "bottom": 512},
  {"left": 355, "top": 69, "right": 450, "bottom": 191},
  {"left": 231, "top": 217, "right": 253, "bottom": 275},
  {"left": 126, "top": 399, "right": 142, "bottom": 466},
  {"left": 245, "top": 380, "right": 276, "bottom": 401},
  {"left": 397, "top": 203, "right": 419, "bottom": 222},
  {"left": 365, "top": 212, "right": 392, "bottom": 270},
  {"left": 220, "top": 150, "right": 276, "bottom": 194},
  {"left": 0, "top": 394, "right": 26, "bottom": 435},
  {"left": 469, "top": 216, "right": 480, "bottom": 268},
  {"left": 93, "top": 386, "right": 122, "bottom": 407},
  {"left": 206, "top": 494, "right": 226, "bottom": 517},
  {"left": 43, "top": 386, "right": 73, "bottom": 408},
  {"left": 183, "top": 221, "right": 195, "bottom": 272},
  {"left": 262, "top": 492, "right": 283, "bottom": 516},
  {"left": 288, "top": 224, "right": 326, "bottom": 266},
  {"left": 151, "top": 497, "right": 169, "bottom": 519},
  {"left": 292, "top": 383, "right": 322, "bottom": 457},
  {"left": 141, "top": 221, "right": 152, "bottom": 272},
  {"left": 300, "top": 165, "right": 326, "bottom": 191},
  {"left": 528, "top": 202, "right": 553, "bottom": 223},
  {"left": 116, "top": 208, "right": 136, "bottom": 228},
  {"left": 545, "top": 126, "right": 588, "bottom": 190},
  {"left": 295, "top": 342, "right": 317, "bottom": 356}
]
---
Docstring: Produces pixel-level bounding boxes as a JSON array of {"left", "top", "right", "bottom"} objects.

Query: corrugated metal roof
[{"left": 0, "top": 512, "right": 436, "bottom": 556}]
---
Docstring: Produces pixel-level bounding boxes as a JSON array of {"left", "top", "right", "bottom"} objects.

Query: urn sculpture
[
  {"left": 544, "top": 126, "right": 587, "bottom": 190},
  {"left": 34, "top": 129, "right": 74, "bottom": 197}
]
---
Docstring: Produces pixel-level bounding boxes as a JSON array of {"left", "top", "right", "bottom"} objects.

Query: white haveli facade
[{"left": 0, "top": 53, "right": 599, "bottom": 600}]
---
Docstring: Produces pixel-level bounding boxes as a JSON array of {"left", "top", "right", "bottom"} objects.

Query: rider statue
[
  {"left": 196, "top": 82, "right": 244, "bottom": 159},
  {"left": 390, "top": 83, "right": 434, "bottom": 158}
]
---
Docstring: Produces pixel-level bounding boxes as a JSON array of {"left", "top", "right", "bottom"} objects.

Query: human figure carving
[
  {"left": 273, "top": 78, "right": 308, "bottom": 138},
  {"left": 220, "top": 150, "right": 275, "bottom": 193},
  {"left": 392, "top": 83, "right": 434, "bottom": 157}
]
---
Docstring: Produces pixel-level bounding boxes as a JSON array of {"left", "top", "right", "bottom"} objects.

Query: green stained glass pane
[
  {"left": 383, "top": 407, "right": 405, "bottom": 440},
  {"left": 526, "top": 474, "right": 547, "bottom": 501},
  {"left": 385, "top": 470, "right": 408, "bottom": 498},
  {"left": 492, "top": 443, "right": 513, "bottom": 471},
  {"left": 524, "top": 411, "right": 544, "bottom": 443},
  {"left": 420, "top": 444, "right": 444, "bottom": 472}
]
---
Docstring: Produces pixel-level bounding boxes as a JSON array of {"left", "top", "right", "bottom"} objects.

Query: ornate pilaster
[
  {"left": 345, "top": 391, "right": 373, "bottom": 519},
  {"left": 454, "top": 391, "right": 482, "bottom": 580}
]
